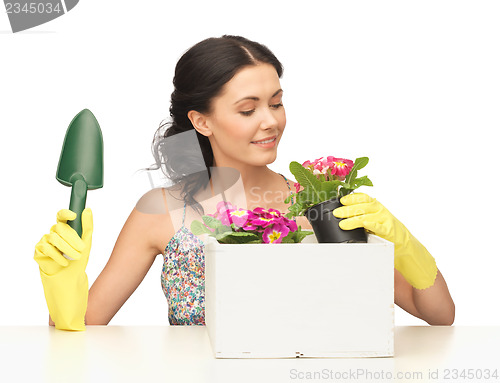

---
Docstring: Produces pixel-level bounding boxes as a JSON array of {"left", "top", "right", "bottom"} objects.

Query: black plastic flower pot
[{"left": 304, "top": 198, "right": 367, "bottom": 243}]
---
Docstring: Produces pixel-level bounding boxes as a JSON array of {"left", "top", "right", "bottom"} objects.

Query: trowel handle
[{"left": 68, "top": 176, "right": 88, "bottom": 237}]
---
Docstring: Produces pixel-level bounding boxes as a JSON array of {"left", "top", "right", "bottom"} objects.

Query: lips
[{"left": 251, "top": 136, "right": 277, "bottom": 144}]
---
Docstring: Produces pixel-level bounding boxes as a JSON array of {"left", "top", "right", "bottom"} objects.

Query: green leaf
[
  {"left": 217, "top": 235, "right": 256, "bottom": 245},
  {"left": 216, "top": 232, "right": 260, "bottom": 245},
  {"left": 280, "top": 229, "right": 300, "bottom": 243},
  {"left": 227, "top": 231, "right": 259, "bottom": 237},
  {"left": 218, "top": 236, "right": 240, "bottom": 244},
  {"left": 202, "top": 215, "right": 222, "bottom": 229},
  {"left": 338, "top": 187, "right": 353, "bottom": 198},
  {"left": 215, "top": 224, "right": 233, "bottom": 235},
  {"left": 354, "top": 157, "right": 369, "bottom": 171},
  {"left": 216, "top": 231, "right": 258, "bottom": 240},
  {"left": 345, "top": 157, "right": 369, "bottom": 186},
  {"left": 287, "top": 203, "right": 303, "bottom": 216},
  {"left": 339, "top": 176, "right": 373, "bottom": 197},
  {"left": 289, "top": 162, "right": 322, "bottom": 201},
  {"left": 304, "top": 185, "right": 325, "bottom": 204},
  {"left": 291, "top": 229, "right": 314, "bottom": 243},
  {"left": 320, "top": 180, "right": 342, "bottom": 200},
  {"left": 296, "top": 188, "right": 312, "bottom": 204},
  {"left": 352, "top": 175, "right": 373, "bottom": 188},
  {"left": 288, "top": 197, "right": 314, "bottom": 216},
  {"left": 190, "top": 220, "right": 213, "bottom": 235}
]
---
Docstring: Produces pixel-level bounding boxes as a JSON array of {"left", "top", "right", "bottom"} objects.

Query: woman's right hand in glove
[{"left": 34, "top": 208, "right": 93, "bottom": 331}]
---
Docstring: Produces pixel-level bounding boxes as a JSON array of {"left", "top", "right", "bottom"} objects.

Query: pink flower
[
  {"left": 325, "top": 156, "right": 354, "bottom": 178},
  {"left": 197, "top": 201, "right": 300, "bottom": 243},
  {"left": 215, "top": 201, "right": 237, "bottom": 216},
  {"left": 241, "top": 223, "right": 260, "bottom": 231},
  {"left": 263, "top": 223, "right": 290, "bottom": 244},
  {"left": 293, "top": 182, "right": 301, "bottom": 193},
  {"left": 214, "top": 201, "right": 240, "bottom": 226},
  {"left": 312, "top": 157, "right": 325, "bottom": 172},
  {"left": 244, "top": 207, "right": 278, "bottom": 229},
  {"left": 252, "top": 207, "right": 272, "bottom": 217},
  {"left": 204, "top": 203, "right": 300, "bottom": 242},
  {"left": 302, "top": 160, "right": 313, "bottom": 168},
  {"left": 229, "top": 208, "right": 250, "bottom": 228},
  {"left": 267, "top": 208, "right": 282, "bottom": 217},
  {"left": 284, "top": 217, "right": 298, "bottom": 232},
  {"left": 250, "top": 216, "right": 277, "bottom": 228}
]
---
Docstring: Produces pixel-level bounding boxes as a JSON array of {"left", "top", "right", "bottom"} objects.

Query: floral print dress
[{"left": 161, "top": 174, "right": 293, "bottom": 325}]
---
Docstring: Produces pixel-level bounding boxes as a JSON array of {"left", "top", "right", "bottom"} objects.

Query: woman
[{"left": 34, "top": 35, "right": 455, "bottom": 330}]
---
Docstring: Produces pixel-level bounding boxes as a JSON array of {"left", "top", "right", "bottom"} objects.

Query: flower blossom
[
  {"left": 263, "top": 223, "right": 290, "bottom": 244},
  {"left": 301, "top": 156, "right": 354, "bottom": 181},
  {"left": 325, "top": 156, "right": 354, "bottom": 178},
  {"left": 293, "top": 182, "right": 301, "bottom": 193},
  {"left": 196, "top": 199, "right": 305, "bottom": 244},
  {"left": 208, "top": 202, "right": 298, "bottom": 243},
  {"left": 214, "top": 201, "right": 238, "bottom": 226},
  {"left": 228, "top": 208, "right": 250, "bottom": 228}
]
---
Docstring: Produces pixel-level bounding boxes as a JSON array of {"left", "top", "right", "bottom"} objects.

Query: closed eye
[
  {"left": 240, "top": 110, "right": 254, "bottom": 116},
  {"left": 240, "top": 102, "right": 283, "bottom": 116}
]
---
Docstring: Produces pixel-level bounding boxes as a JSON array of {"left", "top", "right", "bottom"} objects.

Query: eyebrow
[{"left": 233, "top": 89, "right": 283, "bottom": 105}]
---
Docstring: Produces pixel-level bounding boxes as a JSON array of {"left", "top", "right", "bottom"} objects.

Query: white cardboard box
[{"left": 204, "top": 233, "right": 395, "bottom": 359}]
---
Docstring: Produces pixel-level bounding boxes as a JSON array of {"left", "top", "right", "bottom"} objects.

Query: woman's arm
[
  {"left": 53, "top": 189, "right": 173, "bottom": 326},
  {"left": 332, "top": 193, "right": 455, "bottom": 325},
  {"left": 48, "top": 189, "right": 174, "bottom": 326},
  {"left": 85, "top": 206, "right": 171, "bottom": 325},
  {"left": 395, "top": 267, "right": 455, "bottom": 325}
]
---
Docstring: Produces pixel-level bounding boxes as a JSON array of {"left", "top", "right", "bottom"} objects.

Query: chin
[{"left": 260, "top": 152, "right": 278, "bottom": 166}]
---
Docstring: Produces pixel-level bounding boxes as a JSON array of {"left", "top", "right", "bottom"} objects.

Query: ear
[{"left": 187, "top": 110, "right": 213, "bottom": 137}]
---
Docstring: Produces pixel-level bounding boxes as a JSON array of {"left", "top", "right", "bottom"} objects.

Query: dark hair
[{"left": 150, "top": 35, "right": 284, "bottom": 215}]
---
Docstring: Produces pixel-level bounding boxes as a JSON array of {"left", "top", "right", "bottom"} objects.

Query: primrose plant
[
  {"left": 284, "top": 156, "right": 373, "bottom": 218},
  {"left": 191, "top": 201, "right": 313, "bottom": 244}
]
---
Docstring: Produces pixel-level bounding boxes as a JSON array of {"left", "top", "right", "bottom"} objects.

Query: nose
[{"left": 259, "top": 108, "right": 279, "bottom": 130}]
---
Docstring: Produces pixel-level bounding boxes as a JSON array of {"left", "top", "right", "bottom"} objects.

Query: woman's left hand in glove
[{"left": 333, "top": 193, "right": 438, "bottom": 290}]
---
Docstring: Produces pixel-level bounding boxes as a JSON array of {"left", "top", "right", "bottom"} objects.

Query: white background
[{"left": 1, "top": 1, "right": 498, "bottom": 326}]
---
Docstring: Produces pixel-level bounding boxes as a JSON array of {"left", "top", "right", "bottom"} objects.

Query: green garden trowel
[{"left": 56, "top": 109, "right": 103, "bottom": 237}]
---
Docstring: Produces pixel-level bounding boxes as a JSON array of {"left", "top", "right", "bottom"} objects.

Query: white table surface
[{"left": 1, "top": 326, "right": 499, "bottom": 383}]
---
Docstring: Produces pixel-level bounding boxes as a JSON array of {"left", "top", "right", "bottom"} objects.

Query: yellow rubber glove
[
  {"left": 34, "top": 208, "right": 93, "bottom": 331},
  {"left": 333, "top": 193, "right": 437, "bottom": 290}
]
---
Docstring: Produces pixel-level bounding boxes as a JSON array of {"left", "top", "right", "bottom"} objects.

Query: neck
[{"left": 214, "top": 161, "right": 274, "bottom": 192}]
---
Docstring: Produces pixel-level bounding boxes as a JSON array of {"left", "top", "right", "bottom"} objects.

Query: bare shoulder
[
  {"left": 136, "top": 187, "right": 170, "bottom": 214},
  {"left": 131, "top": 187, "right": 179, "bottom": 254}
]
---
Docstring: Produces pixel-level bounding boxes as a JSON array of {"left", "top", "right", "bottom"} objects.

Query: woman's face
[{"left": 203, "top": 63, "right": 286, "bottom": 168}]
